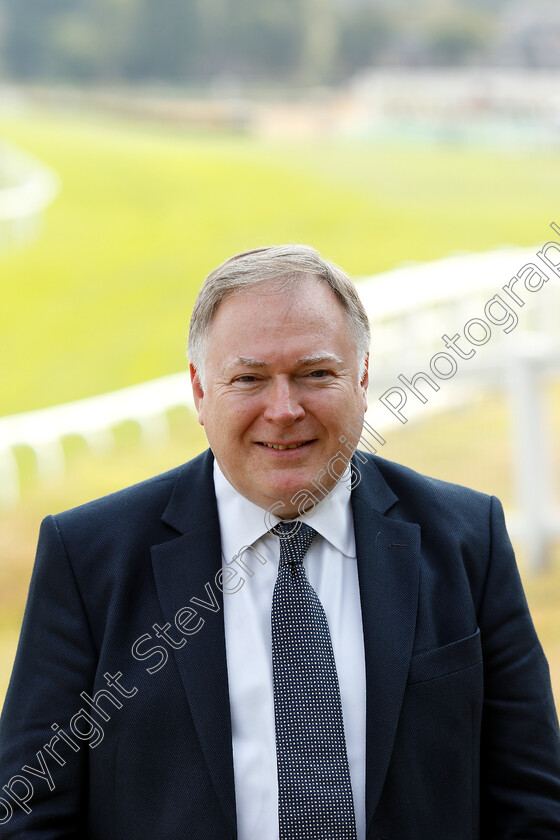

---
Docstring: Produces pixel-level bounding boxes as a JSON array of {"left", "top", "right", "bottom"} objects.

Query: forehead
[
  {"left": 208, "top": 278, "right": 353, "bottom": 352},
  {"left": 212, "top": 277, "right": 347, "bottom": 326}
]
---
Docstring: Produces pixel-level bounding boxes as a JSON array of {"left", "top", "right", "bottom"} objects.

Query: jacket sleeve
[
  {"left": 0, "top": 515, "right": 97, "bottom": 839},
  {"left": 479, "top": 496, "right": 560, "bottom": 837}
]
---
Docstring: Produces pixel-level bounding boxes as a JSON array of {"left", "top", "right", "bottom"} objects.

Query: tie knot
[{"left": 273, "top": 521, "right": 316, "bottom": 568}]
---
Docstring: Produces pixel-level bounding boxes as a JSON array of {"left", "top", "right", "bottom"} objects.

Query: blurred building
[{"left": 348, "top": 68, "right": 560, "bottom": 148}]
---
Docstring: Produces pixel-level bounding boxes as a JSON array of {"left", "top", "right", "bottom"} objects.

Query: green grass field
[
  {"left": 1, "top": 108, "right": 560, "bottom": 414},
  {"left": 1, "top": 106, "right": 560, "bottom": 709}
]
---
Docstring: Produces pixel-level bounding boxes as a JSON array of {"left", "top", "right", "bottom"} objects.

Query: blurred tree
[
  {"left": 226, "top": 0, "right": 303, "bottom": 81},
  {"left": 428, "top": 23, "right": 487, "bottom": 64},
  {"left": 336, "top": 5, "right": 394, "bottom": 75},
  {"left": 0, "top": 0, "right": 542, "bottom": 84},
  {"left": 424, "top": 6, "right": 494, "bottom": 66},
  {"left": 300, "top": 0, "right": 338, "bottom": 83},
  {"left": 1, "top": 0, "right": 78, "bottom": 78},
  {"left": 123, "top": 0, "right": 200, "bottom": 81}
]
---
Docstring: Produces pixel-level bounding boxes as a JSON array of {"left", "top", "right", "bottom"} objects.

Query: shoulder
[
  {"left": 360, "top": 452, "right": 496, "bottom": 539},
  {"left": 370, "top": 453, "right": 492, "bottom": 509},
  {"left": 55, "top": 464, "right": 179, "bottom": 521}
]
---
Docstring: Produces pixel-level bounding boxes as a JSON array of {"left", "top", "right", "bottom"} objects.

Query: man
[{"left": 1, "top": 244, "right": 559, "bottom": 839}]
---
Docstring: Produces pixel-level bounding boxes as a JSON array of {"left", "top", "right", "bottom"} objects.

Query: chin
[{"left": 262, "top": 475, "right": 323, "bottom": 514}]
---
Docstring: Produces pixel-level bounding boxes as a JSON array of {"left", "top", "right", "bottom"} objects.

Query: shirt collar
[{"left": 213, "top": 458, "right": 356, "bottom": 562}]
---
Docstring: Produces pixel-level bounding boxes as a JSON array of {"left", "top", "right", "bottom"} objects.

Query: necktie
[{"left": 271, "top": 521, "right": 357, "bottom": 839}]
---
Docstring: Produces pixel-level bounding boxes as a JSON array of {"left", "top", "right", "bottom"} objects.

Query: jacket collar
[
  {"left": 161, "top": 448, "right": 218, "bottom": 534},
  {"left": 162, "top": 447, "right": 400, "bottom": 535}
]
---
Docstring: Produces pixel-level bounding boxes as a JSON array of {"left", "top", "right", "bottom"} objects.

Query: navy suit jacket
[{"left": 1, "top": 449, "right": 560, "bottom": 839}]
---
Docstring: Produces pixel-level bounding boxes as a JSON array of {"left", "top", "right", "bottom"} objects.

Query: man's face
[{"left": 190, "top": 278, "right": 369, "bottom": 518}]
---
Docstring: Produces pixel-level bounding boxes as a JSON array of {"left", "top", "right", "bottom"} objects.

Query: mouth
[{"left": 257, "top": 440, "right": 314, "bottom": 451}]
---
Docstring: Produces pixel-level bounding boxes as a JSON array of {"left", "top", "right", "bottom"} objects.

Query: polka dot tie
[{"left": 271, "top": 521, "right": 357, "bottom": 839}]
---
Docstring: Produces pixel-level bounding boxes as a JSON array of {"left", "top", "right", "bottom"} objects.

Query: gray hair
[{"left": 187, "top": 244, "right": 371, "bottom": 388}]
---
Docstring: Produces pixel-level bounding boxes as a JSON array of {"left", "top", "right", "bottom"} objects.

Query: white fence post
[{"left": 506, "top": 340, "right": 554, "bottom": 571}]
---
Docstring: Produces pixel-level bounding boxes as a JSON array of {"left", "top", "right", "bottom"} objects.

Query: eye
[
  {"left": 233, "top": 374, "right": 259, "bottom": 384},
  {"left": 308, "top": 369, "right": 331, "bottom": 378}
]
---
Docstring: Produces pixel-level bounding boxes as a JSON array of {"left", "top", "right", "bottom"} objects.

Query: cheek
[
  {"left": 212, "top": 398, "right": 261, "bottom": 440},
  {"left": 323, "top": 401, "right": 364, "bottom": 448},
  {"left": 312, "top": 390, "right": 359, "bottom": 427}
]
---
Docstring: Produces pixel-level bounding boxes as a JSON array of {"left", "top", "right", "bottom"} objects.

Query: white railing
[
  {"left": 1, "top": 242, "right": 559, "bottom": 568},
  {"left": 0, "top": 373, "right": 193, "bottom": 509},
  {"left": 0, "top": 140, "right": 60, "bottom": 250}
]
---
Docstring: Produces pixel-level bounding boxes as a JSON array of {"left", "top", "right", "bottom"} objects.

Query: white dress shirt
[{"left": 214, "top": 460, "right": 367, "bottom": 840}]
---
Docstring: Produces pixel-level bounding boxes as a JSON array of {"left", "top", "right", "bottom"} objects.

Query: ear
[
  {"left": 360, "top": 353, "right": 369, "bottom": 411},
  {"left": 189, "top": 363, "right": 205, "bottom": 426}
]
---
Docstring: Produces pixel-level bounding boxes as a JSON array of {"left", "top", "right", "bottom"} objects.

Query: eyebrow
[
  {"left": 223, "top": 353, "right": 344, "bottom": 375},
  {"left": 294, "top": 353, "right": 344, "bottom": 366}
]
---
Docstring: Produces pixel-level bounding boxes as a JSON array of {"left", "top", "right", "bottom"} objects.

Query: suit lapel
[
  {"left": 351, "top": 455, "right": 421, "bottom": 830},
  {"left": 150, "top": 450, "right": 237, "bottom": 836}
]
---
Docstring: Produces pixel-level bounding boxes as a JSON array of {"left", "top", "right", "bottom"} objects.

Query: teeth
[{"left": 262, "top": 442, "right": 306, "bottom": 450}]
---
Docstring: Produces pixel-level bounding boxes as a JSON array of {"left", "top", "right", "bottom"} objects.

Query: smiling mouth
[{"left": 258, "top": 441, "right": 312, "bottom": 451}]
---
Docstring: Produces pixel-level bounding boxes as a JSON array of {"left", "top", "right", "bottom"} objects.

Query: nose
[{"left": 263, "top": 376, "right": 305, "bottom": 426}]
